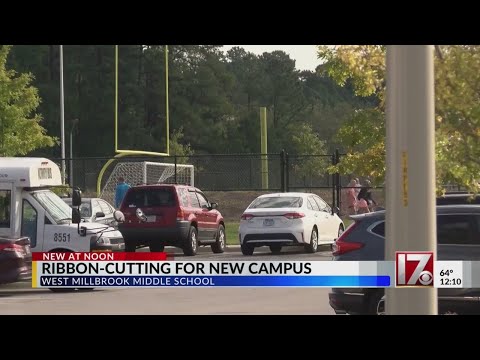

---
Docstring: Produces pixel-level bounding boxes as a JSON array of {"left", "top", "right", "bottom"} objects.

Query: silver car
[{"left": 63, "top": 197, "right": 117, "bottom": 228}]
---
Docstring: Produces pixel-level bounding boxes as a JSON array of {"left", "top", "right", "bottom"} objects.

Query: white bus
[{"left": 0, "top": 157, "right": 125, "bottom": 254}]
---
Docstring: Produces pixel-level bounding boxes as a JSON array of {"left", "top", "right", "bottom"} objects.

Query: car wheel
[
  {"left": 183, "top": 226, "right": 198, "bottom": 256},
  {"left": 150, "top": 244, "right": 165, "bottom": 252},
  {"left": 125, "top": 241, "right": 136, "bottom": 253},
  {"left": 241, "top": 243, "right": 254, "bottom": 256},
  {"left": 368, "top": 290, "right": 384, "bottom": 315},
  {"left": 269, "top": 245, "right": 282, "bottom": 254},
  {"left": 376, "top": 296, "right": 385, "bottom": 315},
  {"left": 305, "top": 227, "right": 318, "bottom": 253},
  {"left": 211, "top": 225, "right": 226, "bottom": 254}
]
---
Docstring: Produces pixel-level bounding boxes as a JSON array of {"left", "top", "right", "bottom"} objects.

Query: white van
[{"left": 0, "top": 157, "right": 125, "bottom": 253}]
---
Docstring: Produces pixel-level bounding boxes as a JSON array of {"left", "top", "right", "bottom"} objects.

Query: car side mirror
[
  {"left": 72, "top": 188, "right": 82, "bottom": 207},
  {"left": 113, "top": 210, "right": 125, "bottom": 223},
  {"left": 210, "top": 202, "right": 218, "bottom": 210},
  {"left": 95, "top": 211, "right": 105, "bottom": 219},
  {"left": 72, "top": 208, "right": 81, "bottom": 224},
  {"left": 136, "top": 208, "right": 147, "bottom": 223}
]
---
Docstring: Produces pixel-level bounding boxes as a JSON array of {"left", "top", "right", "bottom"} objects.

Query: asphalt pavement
[{"left": 0, "top": 245, "right": 336, "bottom": 315}]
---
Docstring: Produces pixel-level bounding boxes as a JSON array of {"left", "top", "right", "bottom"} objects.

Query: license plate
[
  {"left": 146, "top": 215, "right": 156, "bottom": 222},
  {"left": 263, "top": 219, "right": 274, "bottom": 226}
]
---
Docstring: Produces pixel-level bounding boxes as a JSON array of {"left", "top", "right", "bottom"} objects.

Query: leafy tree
[
  {"left": 319, "top": 45, "right": 480, "bottom": 192},
  {"left": 169, "top": 127, "right": 194, "bottom": 163},
  {"left": 289, "top": 122, "right": 329, "bottom": 180},
  {"left": 0, "top": 45, "right": 56, "bottom": 156}
]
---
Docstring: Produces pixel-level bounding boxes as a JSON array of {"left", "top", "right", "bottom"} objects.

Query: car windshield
[
  {"left": 249, "top": 196, "right": 303, "bottom": 209},
  {"left": 79, "top": 203, "right": 92, "bottom": 217},
  {"left": 64, "top": 199, "right": 92, "bottom": 217},
  {"left": 32, "top": 190, "right": 72, "bottom": 224}
]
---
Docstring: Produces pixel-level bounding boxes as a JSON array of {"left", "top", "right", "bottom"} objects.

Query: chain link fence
[{"left": 52, "top": 151, "right": 385, "bottom": 218}]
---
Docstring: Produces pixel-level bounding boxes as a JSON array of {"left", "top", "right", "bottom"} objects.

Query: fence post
[
  {"left": 82, "top": 158, "right": 86, "bottom": 192},
  {"left": 331, "top": 153, "right": 336, "bottom": 214},
  {"left": 174, "top": 155, "right": 177, "bottom": 184},
  {"left": 250, "top": 157, "right": 254, "bottom": 189},
  {"left": 285, "top": 152, "right": 290, "bottom": 192},
  {"left": 280, "top": 150, "right": 286, "bottom": 192},
  {"left": 335, "top": 149, "right": 341, "bottom": 213}
]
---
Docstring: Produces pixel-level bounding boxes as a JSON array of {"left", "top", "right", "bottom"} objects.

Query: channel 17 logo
[{"left": 396, "top": 252, "right": 434, "bottom": 287}]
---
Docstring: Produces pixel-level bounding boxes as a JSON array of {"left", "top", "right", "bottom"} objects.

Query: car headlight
[{"left": 96, "top": 236, "right": 111, "bottom": 245}]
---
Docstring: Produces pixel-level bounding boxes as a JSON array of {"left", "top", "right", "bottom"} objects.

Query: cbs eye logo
[
  {"left": 418, "top": 270, "right": 433, "bottom": 286},
  {"left": 396, "top": 252, "right": 434, "bottom": 287}
]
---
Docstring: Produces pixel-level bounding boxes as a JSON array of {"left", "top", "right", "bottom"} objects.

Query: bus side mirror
[
  {"left": 72, "top": 188, "right": 82, "bottom": 207},
  {"left": 72, "top": 208, "right": 81, "bottom": 224}
]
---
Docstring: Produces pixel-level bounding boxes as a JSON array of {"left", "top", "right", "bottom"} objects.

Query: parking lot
[{"left": 0, "top": 245, "right": 336, "bottom": 315}]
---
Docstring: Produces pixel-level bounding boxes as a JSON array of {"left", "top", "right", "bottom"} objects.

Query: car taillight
[
  {"left": 0, "top": 243, "right": 23, "bottom": 253},
  {"left": 176, "top": 208, "right": 184, "bottom": 221},
  {"left": 241, "top": 213, "right": 254, "bottom": 221},
  {"left": 283, "top": 212, "right": 305, "bottom": 219},
  {"left": 332, "top": 221, "right": 364, "bottom": 256}
]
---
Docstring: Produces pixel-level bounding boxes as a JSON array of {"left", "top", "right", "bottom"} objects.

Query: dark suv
[
  {"left": 118, "top": 184, "right": 226, "bottom": 256},
  {"left": 329, "top": 205, "right": 480, "bottom": 315}
]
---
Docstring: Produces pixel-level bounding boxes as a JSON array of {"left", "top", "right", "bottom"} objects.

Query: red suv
[{"left": 118, "top": 184, "right": 226, "bottom": 256}]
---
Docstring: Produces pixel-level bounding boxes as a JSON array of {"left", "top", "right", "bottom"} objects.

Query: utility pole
[
  {"left": 60, "top": 45, "right": 66, "bottom": 185},
  {"left": 385, "top": 45, "right": 438, "bottom": 315}
]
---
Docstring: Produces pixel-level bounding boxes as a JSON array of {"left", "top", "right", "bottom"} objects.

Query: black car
[
  {"left": 329, "top": 205, "right": 480, "bottom": 315},
  {"left": 0, "top": 236, "right": 31, "bottom": 285}
]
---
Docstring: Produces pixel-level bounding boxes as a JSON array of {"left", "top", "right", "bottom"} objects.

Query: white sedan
[{"left": 238, "top": 192, "right": 344, "bottom": 255}]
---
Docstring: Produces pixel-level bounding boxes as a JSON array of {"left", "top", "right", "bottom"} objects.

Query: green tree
[
  {"left": 0, "top": 45, "right": 56, "bottom": 156},
  {"left": 289, "top": 122, "right": 329, "bottom": 180},
  {"left": 169, "top": 127, "right": 194, "bottom": 163},
  {"left": 319, "top": 45, "right": 480, "bottom": 192}
]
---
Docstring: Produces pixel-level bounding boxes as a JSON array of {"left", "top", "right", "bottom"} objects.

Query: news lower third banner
[{"left": 30, "top": 252, "right": 477, "bottom": 289}]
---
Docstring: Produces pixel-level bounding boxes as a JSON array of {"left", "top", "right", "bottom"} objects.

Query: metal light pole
[
  {"left": 69, "top": 119, "right": 79, "bottom": 187},
  {"left": 385, "top": 45, "right": 437, "bottom": 315},
  {"left": 165, "top": 45, "right": 169, "bottom": 154},
  {"left": 60, "top": 45, "right": 66, "bottom": 185}
]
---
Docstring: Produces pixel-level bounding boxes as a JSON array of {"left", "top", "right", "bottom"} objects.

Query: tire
[
  {"left": 125, "top": 241, "right": 136, "bottom": 253},
  {"left": 150, "top": 243, "right": 165, "bottom": 252},
  {"left": 211, "top": 225, "right": 226, "bottom": 254},
  {"left": 269, "top": 245, "right": 282, "bottom": 254},
  {"left": 241, "top": 243, "right": 254, "bottom": 256},
  {"left": 183, "top": 226, "right": 198, "bottom": 256},
  {"left": 305, "top": 227, "right": 318, "bottom": 253},
  {"left": 367, "top": 290, "right": 384, "bottom": 315}
]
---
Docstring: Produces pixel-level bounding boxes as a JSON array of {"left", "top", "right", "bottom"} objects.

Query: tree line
[
  {"left": 2, "top": 44, "right": 478, "bottom": 193},
  {"left": 1, "top": 45, "right": 371, "bottom": 161}
]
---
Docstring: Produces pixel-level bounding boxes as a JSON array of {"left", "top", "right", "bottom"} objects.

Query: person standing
[
  {"left": 115, "top": 177, "right": 131, "bottom": 209},
  {"left": 346, "top": 179, "right": 358, "bottom": 215},
  {"left": 357, "top": 180, "right": 377, "bottom": 213}
]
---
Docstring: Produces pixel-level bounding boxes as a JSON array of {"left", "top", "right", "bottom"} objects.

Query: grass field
[{"left": 225, "top": 222, "right": 239, "bottom": 245}]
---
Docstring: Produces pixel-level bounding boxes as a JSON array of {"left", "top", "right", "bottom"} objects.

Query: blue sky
[{"left": 222, "top": 45, "right": 320, "bottom": 72}]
